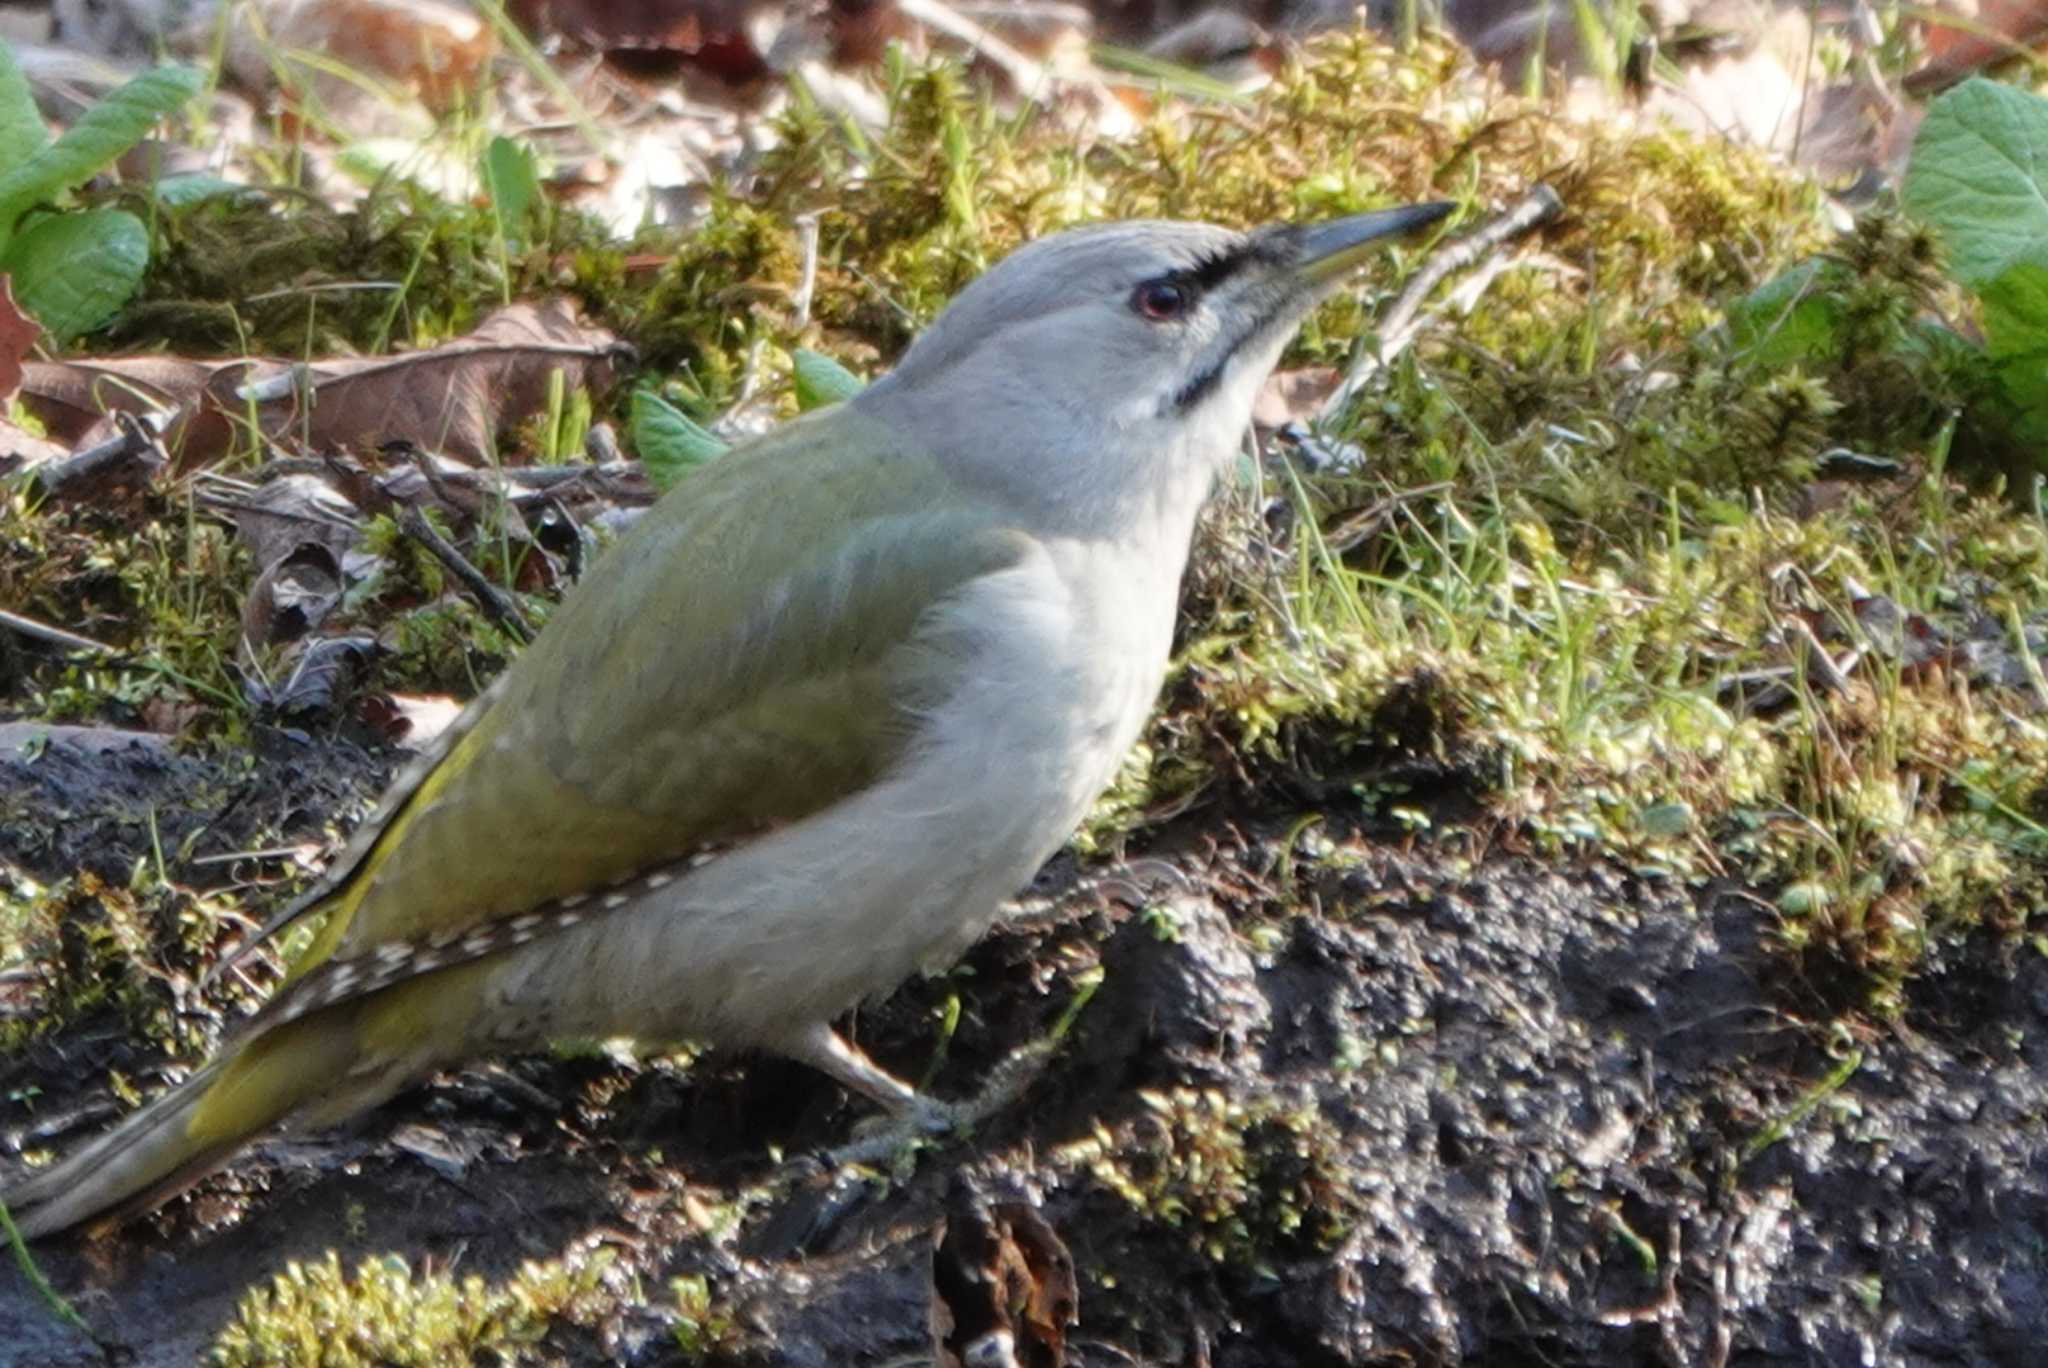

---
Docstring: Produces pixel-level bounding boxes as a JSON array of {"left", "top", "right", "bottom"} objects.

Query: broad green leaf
[
  {"left": 0, "top": 41, "right": 50, "bottom": 181},
  {"left": 483, "top": 136, "right": 541, "bottom": 246},
  {"left": 792, "top": 348, "right": 864, "bottom": 410},
  {"left": 1902, "top": 77, "right": 2048, "bottom": 289},
  {"left": 1978, "top": 247, "right": 2048, "bottom": 451},
  {"left": 1978, "top": 246, "right": 2048, "bottom": 360},
  {"left": 0, "top": 65, "right": 203, "bottom": 234},
  {"left": 1637, "top": 802, "right": 1693, "bottom": 837},
  {"left": 0, "top": 208, "right": 147, "bottom": 340},
  {"left": 151, "top": 173, "right": 254, "bottom": 207},
  {"left": 1722, "top": 260, "right": 1841, "bottom": 370},
  {"left": 632, "top": 389, "right": 728, "bottom": 491}
]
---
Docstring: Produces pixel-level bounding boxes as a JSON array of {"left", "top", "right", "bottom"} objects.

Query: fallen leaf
[
  {"left": 18, "top": 298, "right": 627, "bottom": 470},
  {"left": 215, "top": 472, "right": 363, "bottom": 568},
  {"left": 0, "top": 275, "right": 42, "bottom": 401},
  {"left": 225, "top": 0, "right": 496, "bottom": 115},
  {"left": 360, "top": 691, "right": 464, "bottom": 749},
  {"left": 222, "top": 299, "right": 629, "bottom": 466},
  {"left": 17, "top": 354, "right": 217, "bottom": 446},
  {"left": 515, "top": 0, "right": 769, "bottom": 84},
  {"left": 245, "top": 634, "right": 380, "bottom": 716},
  {"left": 0, "top": 412, "right": 67, "bottom": 472},
  {"left": 138, "top": 695, "right": 207, "bottom": 737},
  {"left": 1253, "top": 365, "right": 1340, "bottom": 429},
  {"left": 241, "top": 542, "right": 345, "bottom": 646},
  {"left": 1910, "top": 0, "right": 2048, "bottom": 93},
  {"left": 931, "top": 1177, "right": 1077, "bottom": 1368}
]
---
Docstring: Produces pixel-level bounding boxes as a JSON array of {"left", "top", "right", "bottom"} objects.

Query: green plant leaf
[
  {"left": 1902, "top": 77, "right": 2048, "bottom": 290},
  {"left": 1722, "top": 259, "right": 1841, "bottom": 369},
  {"left": 151, "top": 173, "right": 254, "bottom": 208},
  {"left": 792, "top": 348, "right": 864, "bottom": 410},
  {"left": 1978, "top": 247, "right": 2048, "bottom": 360},
  {"left": 0, "top": 41, "right": 50, "bottom": 181},
  {"left": 1978, "top": 248, "right": 2048, "bottom": 448},
  {"left": 0, "top": 207, "right": 148, "bottom": 340},
  {"left": 483, "top": 135, "right": 541, "bottom": 247},
  {"left": 0, "top": 64, "right": 203, "bottom": 235},
  {"left": 632, "top": 389, "right": 727, "bottom": 491}
]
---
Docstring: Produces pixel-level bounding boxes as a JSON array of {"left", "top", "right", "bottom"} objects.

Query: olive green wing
[{"left": 279, "top": 407, "right": 1028, "bottom": 978}]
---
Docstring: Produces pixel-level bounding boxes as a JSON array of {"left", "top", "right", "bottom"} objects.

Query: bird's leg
[
  {"left": 784, "top": 1022, "right": 954, "bottom": 1142},
  {"left": 787, "top": 1021, "right": 1056, "bottom": 1169},
  {"left": 784, "top": 1021, "right": 918, "bottom": 1111}
]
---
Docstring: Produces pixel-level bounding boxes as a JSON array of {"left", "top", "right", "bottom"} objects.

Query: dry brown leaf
[
  {"left": 18, "top": 299, "right": 626, "bottom": 471},
  {"left": 222, "top": 299, "right": 628, "bottom": 466},
  {"left": 1253, "top": 365, "right": 1340, "bottom": 430},
  {"left": 138, "top": 695, "right": 207, "bottom": 737},
  {"left": 513, "top": 0, "right": 771, "bottom": 85},
  {"left": 931, "top": 1182, "right": 1078, "bottom": 1368},
  {"left": 0, "top": 413, "right": 68, "bottom": 472},
  {"left": 361, "top": 691, "right": 464, "bottom": 748},
  {"left": 0, "top": 276, "right": 42, "bottom": 403},
  {"left": 225, "top": 0, "right": 497, "bottom": 114},
  {"left": 216, "top": 472, "right": 363, "bottom": 568},
  {"left": 1909, "top": 0, "right": 2048, "bottom": 92},
  {"left": 246, "top": 634, "right": 380, "bottom": 715},
  {"left": 241, "top": 541, "right": 345, "bottom": 647},
  {"left": 17, "top": 354, "right": 222, "bottom": 448}
]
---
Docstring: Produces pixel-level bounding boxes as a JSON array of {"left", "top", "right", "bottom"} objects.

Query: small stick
[
  {"left": 0, "top": 608, "right": 115, "bottom": 655},
  {"left": 792, "top": 212, "right": 821, "bottom": 330},
  {"left": 25, "top": 409, "right": 171, "bottom": 501},
  {"left": 397, "top": 505, "right": 533, "bottom": 644},
  {"left": 1322, "top": 183, "right": 1564, "bottom": 420}
]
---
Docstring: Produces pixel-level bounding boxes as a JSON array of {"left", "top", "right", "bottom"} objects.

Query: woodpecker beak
[{"left": 1289, "top": 201, "right": 1456, "bottom": 285}]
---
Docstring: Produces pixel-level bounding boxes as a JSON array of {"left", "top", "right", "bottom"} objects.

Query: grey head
[{"left": 855, "top": 204, "right": 1453, "bottom": 534}]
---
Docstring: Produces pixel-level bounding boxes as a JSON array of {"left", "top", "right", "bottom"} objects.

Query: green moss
[
  {"left": 208, "top": 1247, "right": 615, "bottom": 1366},
  {"left": 669, "top": 1273, "right": 741, "bottom": 1360},
  {"left": 1069, "top": 1086, "right": 1361, "bottom": 1267},
  {"left": 0, "top": 872, "right": 231, "bottom": 1057}
]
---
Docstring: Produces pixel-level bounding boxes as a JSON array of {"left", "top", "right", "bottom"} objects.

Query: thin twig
[
  {"left": 1322, "top": 184, "right": 1564, "bottom": 420},
  {"left": 25, "top": 409, "right": 171, "bottom": 501},
  {"left": 0, "top": 608, "right": 115, "bottom": 656},
  {"left": 792, "top": 212, "right": 821, "bottom": 330},
  {"left": 397, "top": 505, "right": 533, "bottom": 644}
]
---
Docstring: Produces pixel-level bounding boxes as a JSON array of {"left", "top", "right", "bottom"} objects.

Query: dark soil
[{"left": 3, "top": 736, "right": 2046, "bottom": 1365}]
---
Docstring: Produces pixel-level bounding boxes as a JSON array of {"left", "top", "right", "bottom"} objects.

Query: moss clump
[
  {"left": 2, "top": 486, "right": 253, "bottom": 733},
  {"left": 669, "top": 1273, "right": 741, "bottom": 1361},
  {"left": 102, "top": 169, "right": 617, "bottom": 360},
  {"left": 629, "top": 190, "right": 805, "bottom": 388},
  {"left": 0, "top": 871, "right": 237, "bottom": 1057},
  {"left": 1074, "top": 1086, "right": 1360, "bottom": 1266},
  {"left": 209, "top": 1247, "right": 616, "bottom": 1366}
]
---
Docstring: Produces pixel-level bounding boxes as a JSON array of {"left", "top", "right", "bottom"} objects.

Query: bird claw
[
  {"left": 819, "top": 1038, "right": 1057, "bottom": 1171},
  {"left": 823, "top": 1094, "right": 961, "bottom": 1170}
]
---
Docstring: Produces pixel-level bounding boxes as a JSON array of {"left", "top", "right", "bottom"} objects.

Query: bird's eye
[{"left": 1131, "top": 280, "right": 1192, "bottom": 322}]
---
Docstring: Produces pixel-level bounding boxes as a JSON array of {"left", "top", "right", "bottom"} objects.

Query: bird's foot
[
  {"left": 822, "top": 1034, "right": 1058, "bottom": 1171},
  {"left": 823, "top": 1093, "right": 960, "bottom": 1170}
]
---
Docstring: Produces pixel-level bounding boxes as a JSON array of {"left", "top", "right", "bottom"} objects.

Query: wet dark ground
[{"left": 2, "top": 731, "right": 2045, "bottom": 1365}]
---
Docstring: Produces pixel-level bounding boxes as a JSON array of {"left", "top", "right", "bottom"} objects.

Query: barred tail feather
[
  {"left": 2, "top": 1061, "right": 239, "bottom": 1239},
  {"left": 3, "top": 1013, "right": 365, "bottom": 1239}
]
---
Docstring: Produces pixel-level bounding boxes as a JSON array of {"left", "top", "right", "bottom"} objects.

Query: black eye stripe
[{"left": 1182, "top": 244, "right": 1252, "bottom": 291}]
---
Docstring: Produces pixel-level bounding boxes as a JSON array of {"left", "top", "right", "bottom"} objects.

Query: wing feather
[{"left": 275, "top": 408, "right": 1029, "bottom": 981}]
